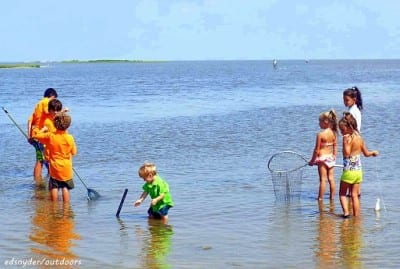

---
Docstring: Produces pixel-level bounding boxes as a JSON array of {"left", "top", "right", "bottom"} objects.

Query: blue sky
[{"left": 1, "top": 0, "right": 399, "bottom": 61}]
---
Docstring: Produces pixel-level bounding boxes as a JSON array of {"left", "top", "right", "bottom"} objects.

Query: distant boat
[{"left": 272, "top": 59, "right": 277, "bottom": 69}]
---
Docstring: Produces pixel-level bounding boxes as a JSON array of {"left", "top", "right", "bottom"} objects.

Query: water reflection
[
  {"left": 135, "top": 219, "right": 174, "bottom": 269},
  {"left": 338, "top": 217, "right": 363, "bottom": 269},
  {"left": 315, "top": 199, "right": 364, "bottom": 269},
  {"left": 315, "top": 200, "right": 338, "bottom": 269},
  {"left": 29, "top": 188, "right": 81, "bottom": 266}
]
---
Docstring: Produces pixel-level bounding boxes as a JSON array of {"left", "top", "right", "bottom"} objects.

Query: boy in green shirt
[{"left": 134, "top": 162, "right": 174, "bottom": 222}]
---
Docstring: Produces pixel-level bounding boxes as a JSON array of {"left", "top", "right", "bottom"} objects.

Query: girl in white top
[{"left": 343, "top": 86, "right": 363, "bottom": 132}]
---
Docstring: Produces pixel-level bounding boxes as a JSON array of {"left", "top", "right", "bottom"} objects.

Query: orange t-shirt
[
  {"left": 29, "top": 97, "right": 50, "bottom": 137},
  {"left": 41, "top": 115, "right": 57, "bottom": 160},
  {"left": 34, "top": 130, "right": 77, "bottom": 181},
  {"left": 43, "top": 115, "right": 56, "bottom": 133}
]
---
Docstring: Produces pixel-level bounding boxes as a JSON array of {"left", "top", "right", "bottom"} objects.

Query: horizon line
[{"left": 1, "top": 58, "right": 400, "bottom": 64}]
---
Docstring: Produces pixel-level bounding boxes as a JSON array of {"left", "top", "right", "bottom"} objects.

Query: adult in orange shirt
[
  {"left": 27, "top": 88, "right": 58, "bottom": 185},
  {"left": 34, "top": 112, "right": 77, "bottom": 202}
]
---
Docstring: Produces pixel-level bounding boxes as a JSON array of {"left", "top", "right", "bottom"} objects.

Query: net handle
[
  {"left": 267, "top": 150, "right": 308, "bottom": 173},
  {"left": 267, "top": 150, "right": 343, "bottom": 173}
]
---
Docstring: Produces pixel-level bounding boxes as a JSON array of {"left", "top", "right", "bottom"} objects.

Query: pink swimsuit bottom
[{"left": 314, "top": 154, "right": 336, "bottom": 168}]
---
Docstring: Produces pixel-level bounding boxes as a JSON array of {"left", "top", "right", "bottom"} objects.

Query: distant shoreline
[
  {"left": 1, "top": 59, "right": 399, "bottom": 69},
  {"left": 61, "top": 59, "right": 165, "bottom": 63},
  {"left": 0, "top": 59, "right": 165, "bottom": 68},
  {"left": 0, "top": 63, "right": 40, "bottom": 69}
]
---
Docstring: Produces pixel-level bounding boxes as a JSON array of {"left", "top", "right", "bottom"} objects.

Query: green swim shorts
[
  {"left": 341, "top": 170, "right": 363, "bottom": 184},
  {"left": 31, "top": 140, "right": 45, "bottom": 162}
]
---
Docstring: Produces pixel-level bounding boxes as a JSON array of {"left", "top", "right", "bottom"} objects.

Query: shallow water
[{"left": 1, "top": 60, "right": 400, "bottom": 268}]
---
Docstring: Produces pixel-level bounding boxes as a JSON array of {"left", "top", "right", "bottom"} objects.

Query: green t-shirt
[{"left": 142, "top": 175, "right": 174, "bottom": 212}]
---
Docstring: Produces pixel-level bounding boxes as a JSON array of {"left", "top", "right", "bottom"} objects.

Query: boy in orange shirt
[
  {"left": 33, "top": 112, "right": 77, "bottom": 202},
  {"left": 27, "top": 88, "right": 58, "bottom": 185},
  {"left": 42, "top": 99, "right": 63, "bottom": 133},
  {"left": 40, "top": 99, "right": 63, "bottom": 161}
]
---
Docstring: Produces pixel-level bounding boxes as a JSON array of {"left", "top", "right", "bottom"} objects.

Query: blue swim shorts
[{"left": 148, "top": 205, "right": 172, "bottom": 219}]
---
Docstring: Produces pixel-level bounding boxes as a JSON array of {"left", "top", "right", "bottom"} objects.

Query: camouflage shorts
[{"left": 31, "top": 140, "right": 45, "bottom": 162}]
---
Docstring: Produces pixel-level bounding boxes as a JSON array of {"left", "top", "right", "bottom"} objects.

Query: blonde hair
[
  {"left": 54, "top": 112, "right": 71, "bottom": 131},
  {"left": 138, "top": 162, "right": 157, "bottom": 178},
  {"left": 319, "top": 109, "right": 338, "bottom": 133}
]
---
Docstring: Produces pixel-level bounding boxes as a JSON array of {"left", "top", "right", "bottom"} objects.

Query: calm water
[{"left": 1, "top": 60, "right": 400, "bottom": 268}]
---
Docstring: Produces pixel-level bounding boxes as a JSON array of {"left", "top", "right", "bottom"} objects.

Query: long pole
[
  {"left": 2, "top": 107, "right": 29, "bottom": 139},
  {"left": 2, "top": 106, "right": 100, "bottom": 200},
  {"left": 116, "top": 189, "right": 129, "bottom": 218}
]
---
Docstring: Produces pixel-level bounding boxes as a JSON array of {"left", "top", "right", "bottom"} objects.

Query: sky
[{"left": 1, "top": 0, "right": 399, "bottom": 62}]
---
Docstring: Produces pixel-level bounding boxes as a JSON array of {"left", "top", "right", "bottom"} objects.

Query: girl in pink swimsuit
[{"left": 309, "top": 110, "right": 338, "bottom": 200}]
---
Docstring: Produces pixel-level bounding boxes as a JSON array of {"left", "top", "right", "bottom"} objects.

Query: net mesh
[
  {"left": 270, "top": 169, "right": 303, "bottom": 200},
  {"left": 88, "top": 189, "right": 101, "bottom": 200},
  {"left": 268, "top": 151, "right": 307, "bottom": 200}
]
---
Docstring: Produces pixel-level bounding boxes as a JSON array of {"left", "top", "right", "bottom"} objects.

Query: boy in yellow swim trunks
[{"left": 338, "top": 112, "right": 378, "bottom": 218}]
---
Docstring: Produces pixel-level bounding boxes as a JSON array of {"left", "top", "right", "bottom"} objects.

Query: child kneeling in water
[{"left": 134, "top": 162, "right": 174, "bottom": 222}]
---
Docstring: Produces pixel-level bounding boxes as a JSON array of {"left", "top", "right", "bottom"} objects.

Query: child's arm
[
  {"left": 361, "top": 140, "right": 379, "bottom": 157},
  {"left": 27, "top": 115, "right": 38, "bottom": 143},
  {"left": 151, "top": 193, "right": 165, "bottom": 206},
  {"left": 39, "top": 126, "right": 49, "bottom": 133},
  {"left": 134, "top": 192, "right": 148, "bottom": 207},
  {"left": 32, "top": 132, "right": 50, "bottom": 144},
  {"left": 309, "top": 133, "right": 321, "bottom": 165},
  {"left": 333, "top": 136, "right": 338, "bottom": 158},
  {"left": 69, "top": 135, "right": 77, "bottom": 156},
  {"left": 27, "top": 116, "right": 33, "bottom": 139}
]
